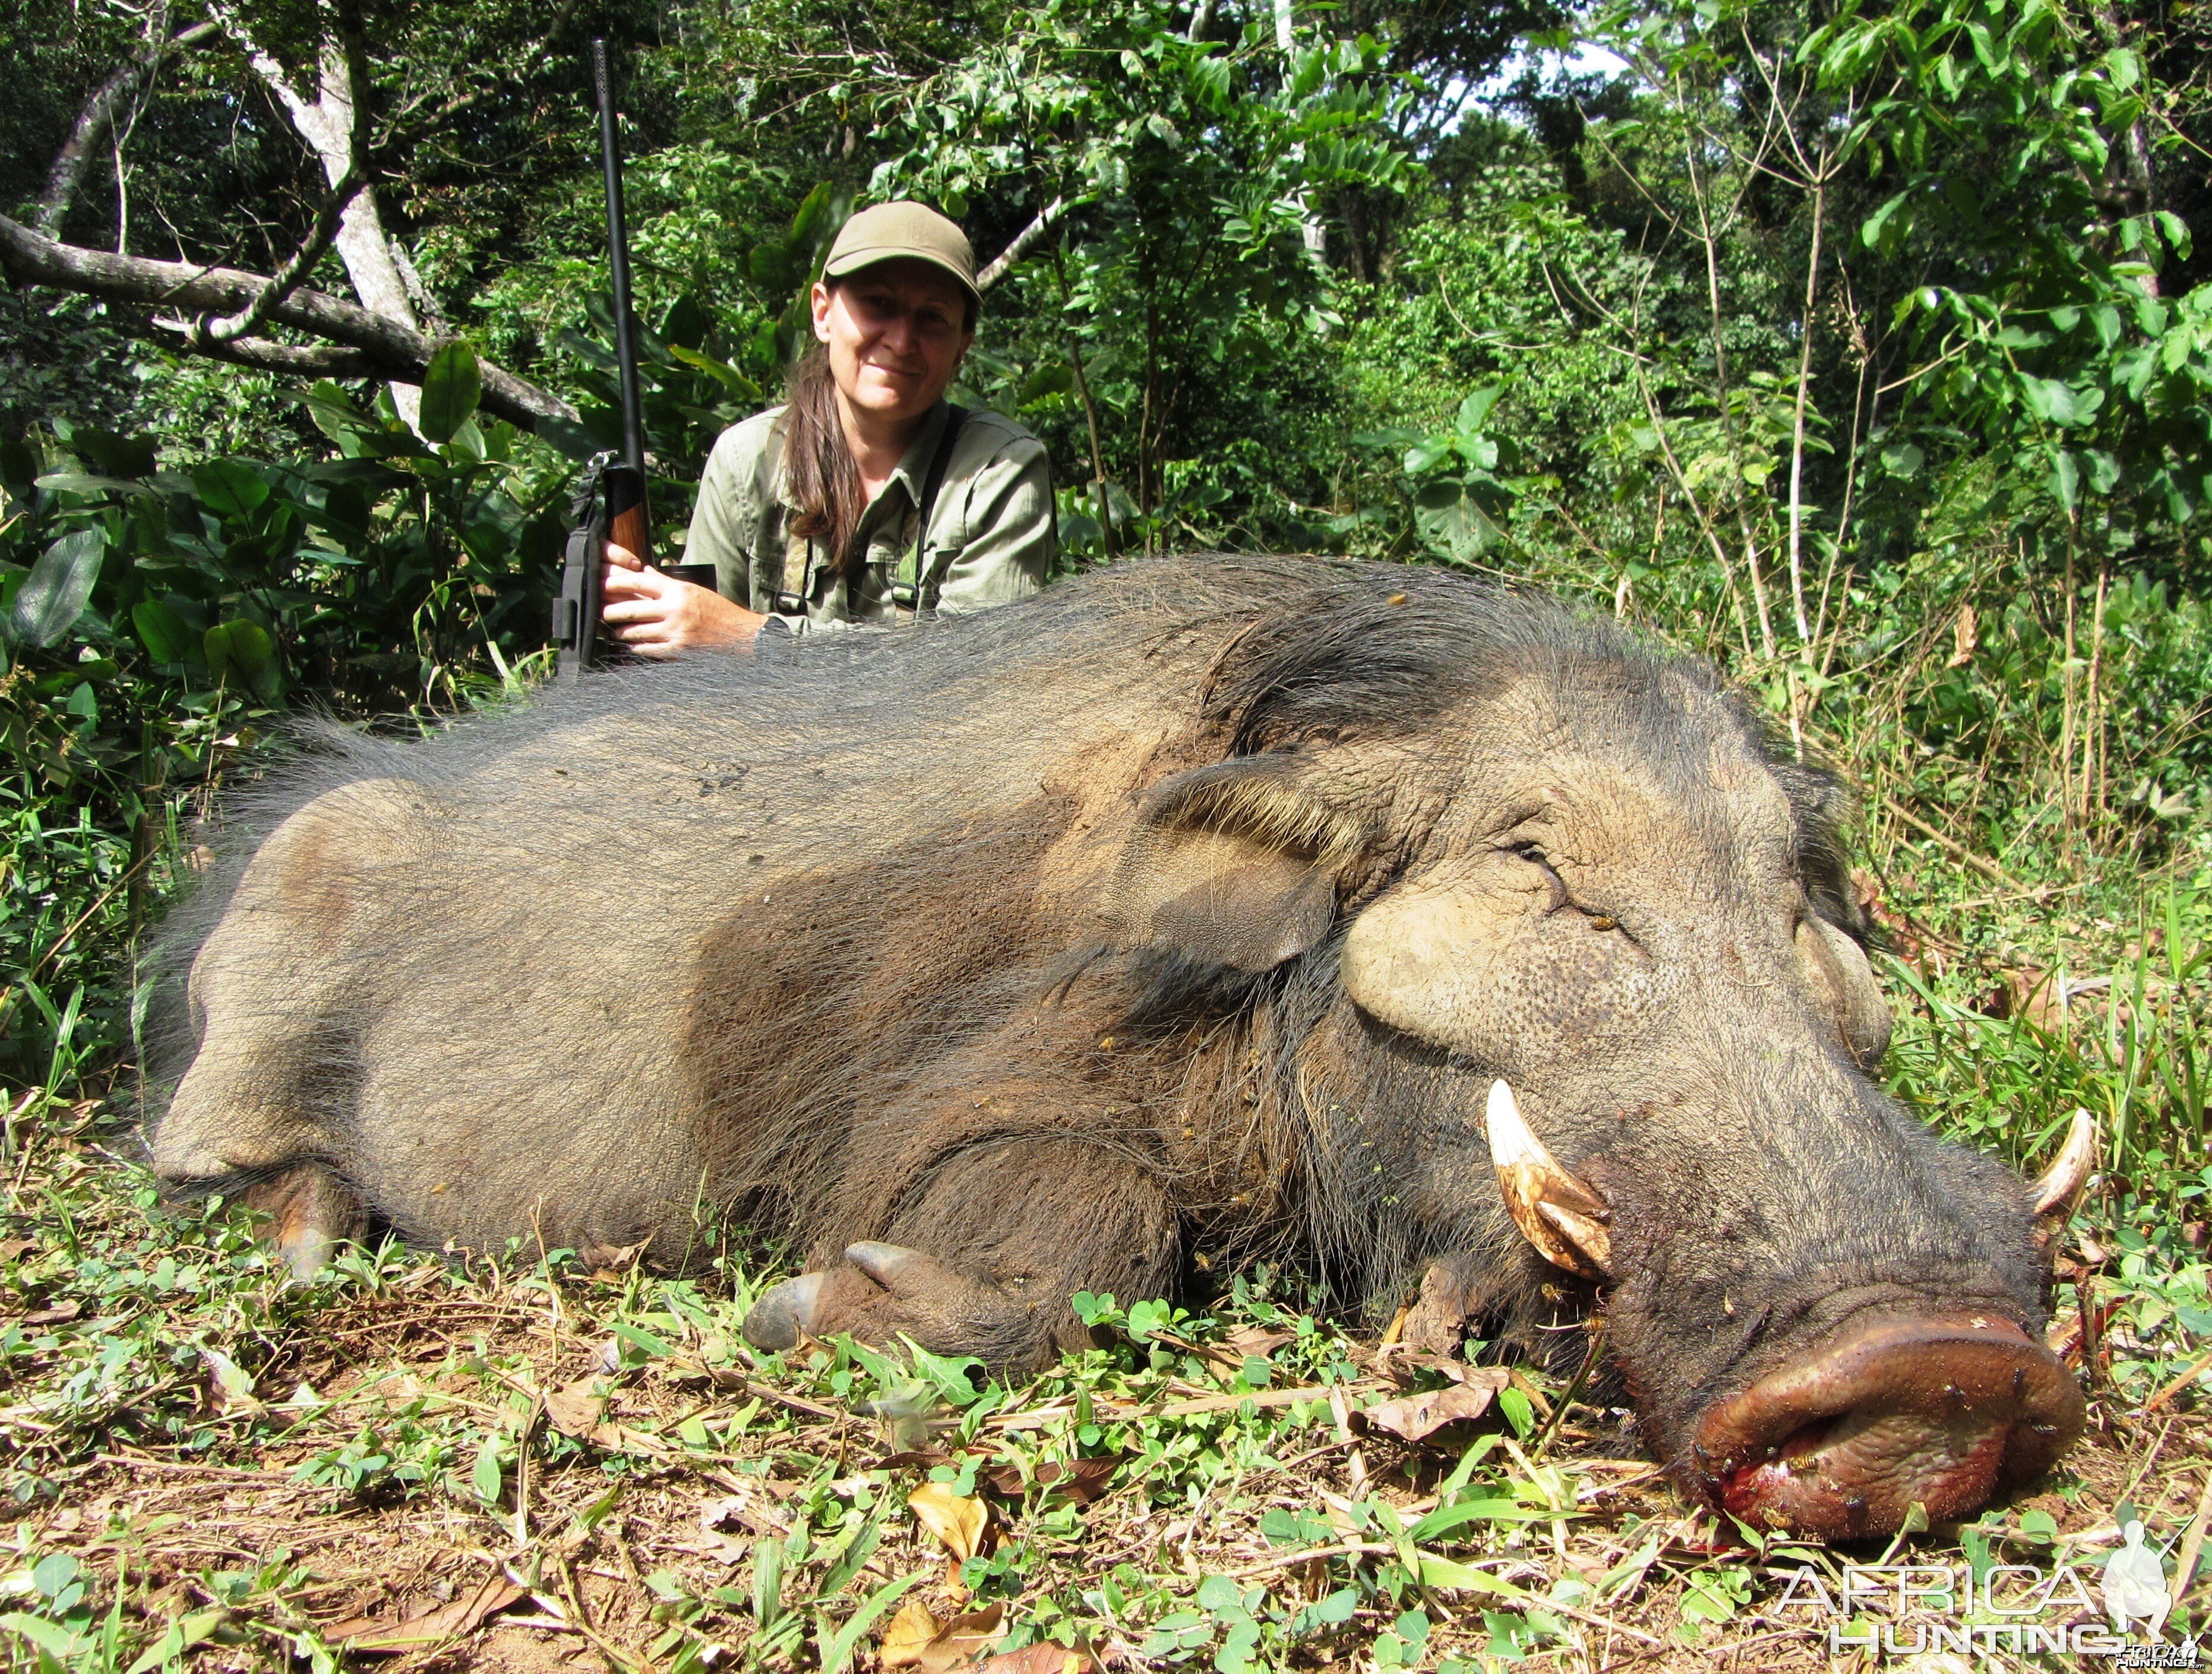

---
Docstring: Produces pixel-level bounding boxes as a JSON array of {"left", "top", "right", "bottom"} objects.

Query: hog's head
[{"left": 1108, "top": 570, "right": 2087, "bottom": 1538}]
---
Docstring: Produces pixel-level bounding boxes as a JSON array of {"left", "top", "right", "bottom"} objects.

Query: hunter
[{"left": 598, "top": 201, "right": 1056, "bottom": 649}]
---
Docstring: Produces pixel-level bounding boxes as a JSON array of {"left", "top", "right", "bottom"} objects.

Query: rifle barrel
[{"left": 592, "top": 37, "right": 647, "bottom": 479}]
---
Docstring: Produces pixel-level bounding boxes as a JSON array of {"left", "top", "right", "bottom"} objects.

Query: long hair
[
  {"left": 780, "top": 273, "right": 979, "bottom": 580},
  {"left": 782, "top": 342, "right": 865, "bottom": 579}
]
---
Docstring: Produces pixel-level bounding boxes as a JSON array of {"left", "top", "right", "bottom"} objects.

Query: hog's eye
[{"left": 1510, "top": 844, "right": 1569, "bottom": 910}]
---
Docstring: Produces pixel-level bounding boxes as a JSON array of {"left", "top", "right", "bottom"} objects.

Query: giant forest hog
[{"left": 151, "top": 555, "right": 2088, "bottom": 1538}]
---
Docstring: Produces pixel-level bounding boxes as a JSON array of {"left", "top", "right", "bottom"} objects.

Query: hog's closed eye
[{"left": 1510, "top": 843, "right": 1570, "bottom": 909}]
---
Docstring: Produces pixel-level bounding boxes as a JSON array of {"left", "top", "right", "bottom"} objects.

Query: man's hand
[{"left": 601, "top": 542, "right": 767, "bottom": 655}]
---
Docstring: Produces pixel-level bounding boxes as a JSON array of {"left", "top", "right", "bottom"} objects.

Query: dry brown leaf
[
  {"left": 876, "top": 1449, "right": 953, "bottom": 1471},
  {"left": 981, "top": 1456, "right": 1117, "bottom": 1505},
  {"left": 1379, "top": 1347, "right": 1474, "bottom": 1387},
  {"left": 541, "top": 1379, "right": 607, "bottom": 1439},
  {"left": 323, "top": 1577, "right": 523, "bottom": 1651},
  {"left": 1361, "top": 1375, "right": 1507, "bottom": 1442},
  {"left": 1945, "top": 604, "right": 1979, "bottom": 668},
  {"left": 881, "top": 1600, "right": 945, "bottom": 1669},
  {"left": 576, "top": 1237, "right": 650, "bottom": 1280},
  {"left": 883, "top": 1600, "right": 1009, "bottom": 1673},
  {"left": 18, "top": 1299, "right": 84, "bottom": 1327},
  {"left": 699, "top": 1489, "right": 786, "bottom": 1538},
  {"left": 1399, "top": 1264, "right": 1481, "bottom": 1356},
  {"left": 1221, "top": 1323, "right": 1295, "bottom": 1359},
  {"left": 972, "top": 1643, "right": 1104, "bottom": 1674},
  {"left": 909, "top": 1481, "right": 989, "bottom": 1561}
]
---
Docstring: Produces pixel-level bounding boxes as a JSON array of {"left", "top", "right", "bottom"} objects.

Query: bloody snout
[{"left": 1688, "top": 1313, "right": 2085, "bottom": 1540}]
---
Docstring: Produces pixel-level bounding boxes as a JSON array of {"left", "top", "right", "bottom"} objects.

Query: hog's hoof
[
  {"left": 240, "top": 1163, "right": 365, "bottom": 1283},
  {"left": 742, "top": 1271, "right": 827, "bottom": 1351},
  {"left": 740, "top": 1243, "right": 1049, "bottom": 1369}
]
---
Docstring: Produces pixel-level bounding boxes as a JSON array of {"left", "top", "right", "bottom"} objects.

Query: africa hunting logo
[{"left": 1769, "top": 1521, "right": 2198, "bottom": 1662}]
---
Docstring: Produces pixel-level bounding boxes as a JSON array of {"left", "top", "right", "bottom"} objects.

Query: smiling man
[{"left": 599, "top": 201, "right": 1057, "bottom": 650}]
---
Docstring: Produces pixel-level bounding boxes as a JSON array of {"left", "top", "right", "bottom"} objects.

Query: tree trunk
[
  {"left": 219, "top": 14, "right": 428, "bottom": 427},
  {"left": 0, "top": 213, "right": 575, "bottom": 430}
]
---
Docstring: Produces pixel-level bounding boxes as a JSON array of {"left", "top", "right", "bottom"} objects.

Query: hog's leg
[
  {"left": 742, "top": 1136, "right": 1177, "bottom": 1374},
  {"left": 153, "top": 778, "right": 434, "bottom": 1273}
]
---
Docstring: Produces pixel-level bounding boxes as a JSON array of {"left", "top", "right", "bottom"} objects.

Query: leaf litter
[{"left": 1, "top": 1121, "right": 2206, "bottom": 1673}]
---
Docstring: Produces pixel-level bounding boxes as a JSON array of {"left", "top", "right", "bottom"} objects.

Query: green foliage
[
  {"left": 0, "top": 399, "right": 571, "bottom": 1078},
  {"left": 865, "top": 0, "right": 1414, "bottom": 555}
]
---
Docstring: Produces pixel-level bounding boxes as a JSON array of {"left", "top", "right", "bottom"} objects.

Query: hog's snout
[{"left": 1688, "top": 1313, "right": 2084, "bottom": 1539}]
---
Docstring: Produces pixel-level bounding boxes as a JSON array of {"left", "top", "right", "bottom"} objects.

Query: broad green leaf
[
  {"left": 31, "top": 1556, "right": 78, "bottom": 1600},
  {"left": 34, "top": 470, "right": 153, "bottom": 498},
  {"left": 1190, "top": 53, "right": 1232, "bottom": 111},
  {"left": 69, "top": 428, "right": 158, "bottom": 478},
  {"left": 0, "top": 1612, "right": 83, "bottom": 1658},
  {"left": 122, "top": 1608, "right": 228, "bottom": 1674},
  {"left": 609, "top": 1319, "right": 676, "bottom": 1358},
  {"left": 668, "top": 343, "right": 760, "bottom": 398},
  {"left": 472, "top": 1435, "right": 506, "bottom": 1505},
  {"left": 1860, "top": 192, "right": 1910, "bottom": 250},
  {"left": 1403, "top": 438, "right": 1453, "bottom": 475},
  {"left": 789, "top": 179, "right": 836, "bottom": 248},
  {"left": 2018, "top": 376, "right": 2079, "bottom": 426},
  {"left": 192, "top": 458, "right": 270, "bottom": 519},
  {"left": 418, "top": 341, "right": 484, "bottom": 444},
  {"left": 1455, "top": 386, "right": 1502, "bottom": 432},
  {"left": 132, "top": 599, "right": 192, "bottom": 665},
  {"left": 204, "top": 620, "right": 282, "bottom": 703},
  {"left": 2049, "top": 448, "right": 2080, "bottom": 511},
  {"left": 1018, "top": 362, "right": 1076, "bottom": 406},
  {"left": 900, "top": 1338, "right": 988, "bottom": 1407},
  {"left": 200, "top": 1344, "right": 256, "bottom": 1405},
  {"left": 1414, "top": 479, "right": 1508, "bottom": 563},
  {"left": 8, "top": 529, "right": 105, "bottom": 649},
  {"left": 299, "top": 381, "right": 371, "bottom": 445}
]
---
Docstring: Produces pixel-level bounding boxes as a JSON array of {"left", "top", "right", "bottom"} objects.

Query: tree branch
[
  {"left": 147, "top": 321, "right": 378, "bottom": 378},
  {"left": 38, "top": 20, "right": 220, "bottom": 235},
  {"left": 201, "top": 163, "right": 364, "bottom": 342},
  {"left": 0, "top": 213, "right": 576, "bottom": 429},
  {"left": 977, "top": 197, "right": 1067, "bottom": 294}
]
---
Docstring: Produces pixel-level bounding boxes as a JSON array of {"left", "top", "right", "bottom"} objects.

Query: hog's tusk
[
  {"left": 1486, "top": 1079, "right": 1613, "bottom": 1281},
  {"left": 2031, "top": 1107, "right": 2097, "bottom": 1223}
]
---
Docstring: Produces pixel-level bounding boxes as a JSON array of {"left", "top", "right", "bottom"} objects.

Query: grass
[{"left": 1, "top": 853, "right": 2210, "bottom": 1673}]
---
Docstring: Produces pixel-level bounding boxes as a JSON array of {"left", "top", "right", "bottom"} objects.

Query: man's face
[{"left": 812, "top": 259, "right": 975, "bottom": 428}]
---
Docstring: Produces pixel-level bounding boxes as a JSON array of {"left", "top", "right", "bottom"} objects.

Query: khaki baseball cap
[{"left": 821, "top": 201, "right": 979, "bottom": 311}]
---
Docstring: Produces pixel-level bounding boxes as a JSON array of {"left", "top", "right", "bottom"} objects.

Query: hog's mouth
[{"left": 1682, "top": 1312, "right": 2084, "bottom": 1540}]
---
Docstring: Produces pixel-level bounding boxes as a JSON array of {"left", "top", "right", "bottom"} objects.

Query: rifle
[{"left": 554, "top": 37, "right": 716, "bottom": 681}]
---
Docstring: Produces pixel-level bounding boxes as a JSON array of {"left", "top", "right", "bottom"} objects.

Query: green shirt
[{"left": 682, "top": 399, "right": 1055, "bottom": 633}]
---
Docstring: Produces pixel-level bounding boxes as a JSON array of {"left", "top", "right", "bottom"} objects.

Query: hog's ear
[{"left": 1105, "top": 760, "right": 1367, "bottom": 971}]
